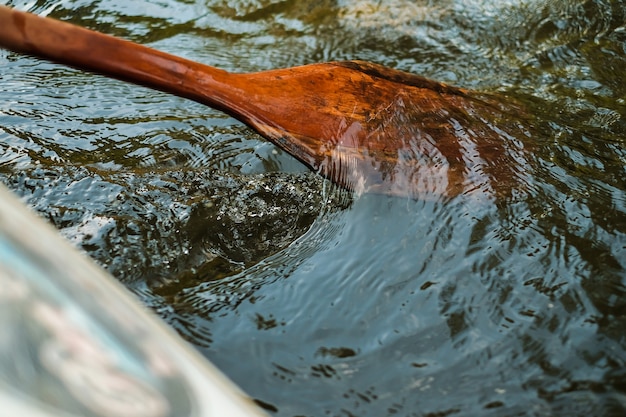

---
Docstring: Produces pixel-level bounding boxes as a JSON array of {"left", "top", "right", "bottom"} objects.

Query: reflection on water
[{"left": 1, "top": 0, "right": 626, "bottom": 416}]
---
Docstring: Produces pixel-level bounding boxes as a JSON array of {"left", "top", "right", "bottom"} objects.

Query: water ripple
[{"left": 2, "top": 0, "right": 626, "bottom": 416}]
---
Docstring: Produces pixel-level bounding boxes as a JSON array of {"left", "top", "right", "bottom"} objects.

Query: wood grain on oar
[{"left": 0, "top": 5, "right": 531, "bottom": 199}]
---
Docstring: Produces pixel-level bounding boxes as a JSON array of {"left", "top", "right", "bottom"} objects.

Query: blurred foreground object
[{"left": 0, "top": 183, "right": 267, "bottom": 417}]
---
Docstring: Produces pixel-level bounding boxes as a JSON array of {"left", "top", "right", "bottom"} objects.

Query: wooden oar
[{"left": 0, "top": 5, "right": 530, "bottom": 198}]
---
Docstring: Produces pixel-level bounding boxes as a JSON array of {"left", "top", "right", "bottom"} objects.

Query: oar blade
[{"left": 230, "top": 61, "right": 532, "bottom": 199}]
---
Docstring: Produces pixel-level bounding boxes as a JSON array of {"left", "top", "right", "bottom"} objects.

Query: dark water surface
[{"left": 2, "top": 0, "right": 626, "bottom": 416}]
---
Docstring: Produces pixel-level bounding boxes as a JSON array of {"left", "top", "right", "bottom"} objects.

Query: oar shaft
[{"left": 0, "top": 6, "right": 234, "bottom": 111}]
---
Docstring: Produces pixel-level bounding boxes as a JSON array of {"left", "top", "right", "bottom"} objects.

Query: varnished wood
[{"left": 0, "top": 6, "right": 530, "bottom": 199}]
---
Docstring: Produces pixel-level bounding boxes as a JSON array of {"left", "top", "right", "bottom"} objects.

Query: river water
[{"left": 1, "top": 0, "right": 625, "bottom": 416}]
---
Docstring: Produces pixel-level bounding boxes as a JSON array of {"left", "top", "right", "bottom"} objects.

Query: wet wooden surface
[{"left": 0, "top": 5, "right": 531, "bottom": 199}]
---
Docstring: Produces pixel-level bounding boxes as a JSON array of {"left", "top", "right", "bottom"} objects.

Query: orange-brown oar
[{"left": 0, "top": 5, "right": 530, "bottom": 199}]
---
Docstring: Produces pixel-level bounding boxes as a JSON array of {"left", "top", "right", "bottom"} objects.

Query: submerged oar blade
[{"left": 234, "top": 61, "right": 532, "bottom": 199}]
